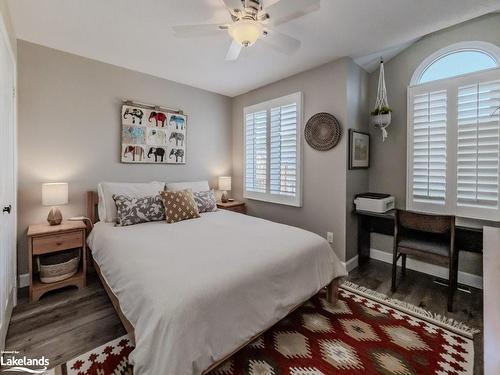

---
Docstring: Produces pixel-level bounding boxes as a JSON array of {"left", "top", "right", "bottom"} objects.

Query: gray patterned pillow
[
  {"left": 193, "top": 190, "right": 218, "bottom": 213},
  {"left": 113, "top": 194, "right": 165, "bottom": 226}
]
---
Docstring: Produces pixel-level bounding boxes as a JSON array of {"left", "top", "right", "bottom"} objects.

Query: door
[{"left": 0, "top": 16, "right": 16, "bottom": 350}]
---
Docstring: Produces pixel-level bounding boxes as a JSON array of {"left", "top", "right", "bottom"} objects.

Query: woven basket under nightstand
[{"left": 37, "top": 248, "right": 81, "bottom": 283}]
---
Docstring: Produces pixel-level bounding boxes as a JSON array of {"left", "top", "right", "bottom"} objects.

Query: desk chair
[{"left": 392, "top": 210, "right": 457, "bottom": 312}]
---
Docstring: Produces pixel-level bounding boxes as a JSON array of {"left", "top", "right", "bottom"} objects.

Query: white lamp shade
[
  {"left": 42, "top": 183, "right": 68, "bottom": 206},
  {"left": 228, "top": 20, "right": 263, "bottom": 47},
  {"left": 218, "top": 176, "right": 232, "bottom": 191}
]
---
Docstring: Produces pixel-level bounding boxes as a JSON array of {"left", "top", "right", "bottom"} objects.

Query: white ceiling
[{"left": 7, "top": 0, "right": 500, "bottom": 97}]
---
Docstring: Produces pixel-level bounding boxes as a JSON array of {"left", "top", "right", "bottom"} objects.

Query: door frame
[{"left": 0, "top": 8, "right": 17, "bottom": 349}]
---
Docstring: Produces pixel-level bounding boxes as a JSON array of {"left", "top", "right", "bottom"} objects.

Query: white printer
[{"left": 354, "top": 193, "right": 395, "bottom": 213}]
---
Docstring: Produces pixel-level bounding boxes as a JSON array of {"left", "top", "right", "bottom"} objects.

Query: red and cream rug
[{"left": 48, "top": 282, "right": 477, "bottom": 375}]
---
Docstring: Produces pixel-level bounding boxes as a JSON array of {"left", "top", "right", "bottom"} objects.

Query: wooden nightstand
[
  {"left": 217, "top": 201, "right": 246, "bottom": 214},
  {"left": 27, "top": 221, "right": 87, "bottom": 301}
]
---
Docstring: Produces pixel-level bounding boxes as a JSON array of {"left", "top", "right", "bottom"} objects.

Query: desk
[{"left": 356, "top": 209, "right": 483, "bottom": 264}]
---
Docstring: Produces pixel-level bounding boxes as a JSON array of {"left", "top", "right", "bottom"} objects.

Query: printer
[{"left": 354, "top": 192, "right": 395, "bottom": 213}]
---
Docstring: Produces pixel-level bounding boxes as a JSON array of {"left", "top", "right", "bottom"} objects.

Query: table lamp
[
  {"left": 218, "top": 176, "right": 232, "bottom": 203},
  {"left": 42, "top": 182, "right": 68, "bottom": 225}
]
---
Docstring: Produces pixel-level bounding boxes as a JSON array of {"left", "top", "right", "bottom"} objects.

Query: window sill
[{"left": 244, "top": 191, "right": 302, "bottom": 207}]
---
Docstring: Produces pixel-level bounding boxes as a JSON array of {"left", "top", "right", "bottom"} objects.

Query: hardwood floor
[
  {"left": 6, "top": 273, "right": 126, "bottom": 368},
  {"left": 349, "top": 260, "right": 483, "bottom": 375},
  {"left": 5, "top": 260, "right": 483, "bottom": 374}
]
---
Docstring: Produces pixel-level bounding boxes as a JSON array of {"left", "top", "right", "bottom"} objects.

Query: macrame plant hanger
[{"left": 372, "top": 60, "right": 392, "bottom": 141}]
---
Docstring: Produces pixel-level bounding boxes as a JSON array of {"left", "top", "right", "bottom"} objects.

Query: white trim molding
[
  {"left": 343, "top": 255, "right": 359, "bottom": 273},
  {"left": 18, "top": 273, "right": 30, "bottom": 289},
  {"left": 369, "top": 248, "right": 483, "bottom": 290}
]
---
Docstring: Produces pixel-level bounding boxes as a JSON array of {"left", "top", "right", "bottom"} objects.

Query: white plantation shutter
[
  {"left": 244, "top": 92, "right": 302, "bottom": 206},
  {"left": 408, "top": 68, "right": 500, "bottom": 220},
  {"left": 457, "top": 80, "right": 500, "bottom": 210},
  {"left": 411, "top": 90, "right": 447, "bottom": 204},
  {"left": 270, "top": 103, "right": 297, "bottom": 196},
  {"left": 245, "top": 110, "right": 267, "bottom": 193}
]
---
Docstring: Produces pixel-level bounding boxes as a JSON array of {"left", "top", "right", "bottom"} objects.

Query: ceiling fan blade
[
  {"left": 221, "top": 0, "right": 243, "bottom": 12},
  {"left": 260, "top": 28, "right": 300, "bottom": 55},
  {"left": 173, "top": 24, "right": 228, "bottom": 38},
  {"left": 225, "top": 40, "right": 243, "bottom": 61},
  {"left": 264, "top": 0, "right": 320, "bottom": 26}
]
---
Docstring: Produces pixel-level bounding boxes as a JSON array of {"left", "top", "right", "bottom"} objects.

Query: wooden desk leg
[{"left": 358, "top": 215, "right": 371, "bottom": 264}]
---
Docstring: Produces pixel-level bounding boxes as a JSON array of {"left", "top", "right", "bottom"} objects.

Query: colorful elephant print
[
  {"left": 149, "top": 111, "right": 167, "bottom": 127},
  {"left": 147, "top": 129, "right": 167, "bottom": 145},
  {"left": 169, "top": 115, "right": 185, "bottom": 130},
  {"left": 122, "top": 126, "right": 145, "bottom": 144},
  {"left": 123, "top": 108, "right": 144, "bottom": 125},
  {"left": 169, "top": 132, "right": 184, "bottom": 146},
  {"left": 123, "top": 145, "right": 144, "bottom": 161},
  {"left": 169, "top": 148, "right": 184, "bottom": 163},
  {"left": 147, "top": 147, "right": 166, "bottom": 162}
]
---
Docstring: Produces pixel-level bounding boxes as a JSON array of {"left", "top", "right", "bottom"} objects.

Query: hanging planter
[
  {"left": 371, "top": 60, "right": 392, "bottom": 141},
  {"left": 371, "top": 107, "right": 392, "bottom": 127}
]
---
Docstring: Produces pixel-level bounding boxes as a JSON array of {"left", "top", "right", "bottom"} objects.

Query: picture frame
[
  {"left": 348, "top": 129, "right": 370, "bottom": 169},
  {"left": 121, "top": 104, "right": 187, "bottom": 164}
]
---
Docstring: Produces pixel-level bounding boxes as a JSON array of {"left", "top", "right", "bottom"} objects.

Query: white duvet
[{"left": 87, "top": 210, "right": 346, "bottom": 375}]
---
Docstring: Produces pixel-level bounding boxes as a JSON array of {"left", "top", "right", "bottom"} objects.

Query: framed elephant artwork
[{"left": 121, "top": 104, "right": 187, "bottom": 164}]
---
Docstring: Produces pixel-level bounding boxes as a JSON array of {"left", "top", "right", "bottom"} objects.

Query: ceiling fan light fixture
[{"left": 228, "top": 20, "right": 263, "bottom": 47}]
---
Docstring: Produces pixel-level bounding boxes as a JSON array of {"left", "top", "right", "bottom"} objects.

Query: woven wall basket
[{"left": 305, "top": 112, "right": 342, "bottom": 151}]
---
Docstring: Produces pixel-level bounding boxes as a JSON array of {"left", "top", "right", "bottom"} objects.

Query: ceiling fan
[{"left": 172, "top": 0, "right": 320, "bottom": 61}]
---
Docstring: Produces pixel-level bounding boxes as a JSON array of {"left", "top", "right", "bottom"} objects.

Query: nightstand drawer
[
  {"left": 229, "top": 205, "right": 246, "bottom": 214},
  {"left": 217, "top": 201, "right": 246, "bottom": 214},
  {"left": 32, "top": 230, "right": 83, "bottom": 255}
]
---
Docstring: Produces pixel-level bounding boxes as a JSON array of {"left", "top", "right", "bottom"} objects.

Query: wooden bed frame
[{"left": 85, "top": 191, "right": 341, "bottom": 374}]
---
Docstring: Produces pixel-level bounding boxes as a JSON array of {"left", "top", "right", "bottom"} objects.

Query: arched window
[
  {"left": 407, "top": 41, "right": 500, "bottom": 221},
  {"left": 411, "top": 41, "right": 500, "bottom": 85}
]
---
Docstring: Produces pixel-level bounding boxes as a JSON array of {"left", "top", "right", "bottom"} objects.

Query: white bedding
[{"left": 87, "top": 210, "right": 347, "bottom": 375}]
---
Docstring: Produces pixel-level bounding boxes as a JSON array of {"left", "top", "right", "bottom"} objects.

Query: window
[
  {"left": 407, "top": 43, "right": 500, "bottom": 221},
  {"left": 244, "top": 92, "right": 302, "bottom": 206},
  {"left": 419, "top": 51, "right": 497, "bottom": 84},
  {"left": 411, "top": 41, "right": 500, "bottom": 85}
]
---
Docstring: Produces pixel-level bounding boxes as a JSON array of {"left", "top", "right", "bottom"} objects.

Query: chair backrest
[{"left": 396, "top": 210, "right": 454, "bottom": 234}]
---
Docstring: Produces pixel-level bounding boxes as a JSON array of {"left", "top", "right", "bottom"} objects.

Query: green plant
[{"left": 371, "top": 106, "right": 392, "bottom": 116}]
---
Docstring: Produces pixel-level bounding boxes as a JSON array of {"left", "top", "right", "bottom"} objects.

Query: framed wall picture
[
  {"left": 349, "top": 129, "right": 370, "bottom": 169},
  {"left": 121, "top": 104, "right": 187, "bottom": 164}
]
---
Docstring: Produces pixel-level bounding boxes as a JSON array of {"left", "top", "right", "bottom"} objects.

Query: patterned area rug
[{"left": 48, "top": 282, "right": 477, "bottom": 375}]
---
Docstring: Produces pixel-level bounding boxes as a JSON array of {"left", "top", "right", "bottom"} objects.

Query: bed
[{"left": 85, "top": 190, "right": 347, "bottom": 375}]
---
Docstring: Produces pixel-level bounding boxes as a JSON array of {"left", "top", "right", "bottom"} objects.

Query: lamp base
[
  {"left": 221, "top": 191, "right": 229, "bottom": 203},
  {"left": 47, "top": 207, "right": 63, "bottom": 226}
]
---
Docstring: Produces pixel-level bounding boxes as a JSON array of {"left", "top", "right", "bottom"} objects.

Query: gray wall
[
  {"left": 345, "top": 61, "right": 369, "bottom": 262},
  {"left": 17, "top": 41, "right": 232, "bottom": 274},
  {"left": 232, "top": 57, "right": 368, "bottom": 262},
  {"left": 0, "top": 0, "right": 16, "bottom": 58},
  {"left": 367, "top": 13, "right": 500, "bottom": 276}
]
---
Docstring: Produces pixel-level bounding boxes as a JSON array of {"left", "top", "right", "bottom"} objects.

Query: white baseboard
[
  {"left": 370, "top": 248, "right": 483, "bottom": 290},
  {"left": 343, "top": 255, "right": 359, "bottom": 272},
  {"left": 18, "top": 273, "right": 29, "bottom": 288}
]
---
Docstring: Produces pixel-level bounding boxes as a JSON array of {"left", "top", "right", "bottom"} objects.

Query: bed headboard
[{"left": 86, "top": 191, "right": 99, "bottom": 224}]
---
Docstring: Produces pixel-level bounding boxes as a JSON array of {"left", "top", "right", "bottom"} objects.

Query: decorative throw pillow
[
  {"left": 193, "top": 190, "right": 218, "bottom": 213},
  {"left": 160, "top": 189, "right": 200, "bottom": 223},
  {"left": 113, "top": 195, "right": 165, "bottom": 226}
]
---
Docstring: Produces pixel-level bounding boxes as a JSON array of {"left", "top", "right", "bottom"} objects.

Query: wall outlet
[{"left": 327, "top": 232, "right": 334, "bottom": 243}]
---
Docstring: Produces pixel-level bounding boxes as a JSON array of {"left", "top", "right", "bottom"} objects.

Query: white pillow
[
  {"left": 97, "top": 181, "right": 165, "bottom": 223},
  {"left": 166, "top": 180, "right": 210, "bottom": 193}
]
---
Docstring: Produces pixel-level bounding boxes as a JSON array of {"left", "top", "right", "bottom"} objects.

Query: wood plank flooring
[{"left": 5, "top": 260, "right": 483, "bottom": 374}]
